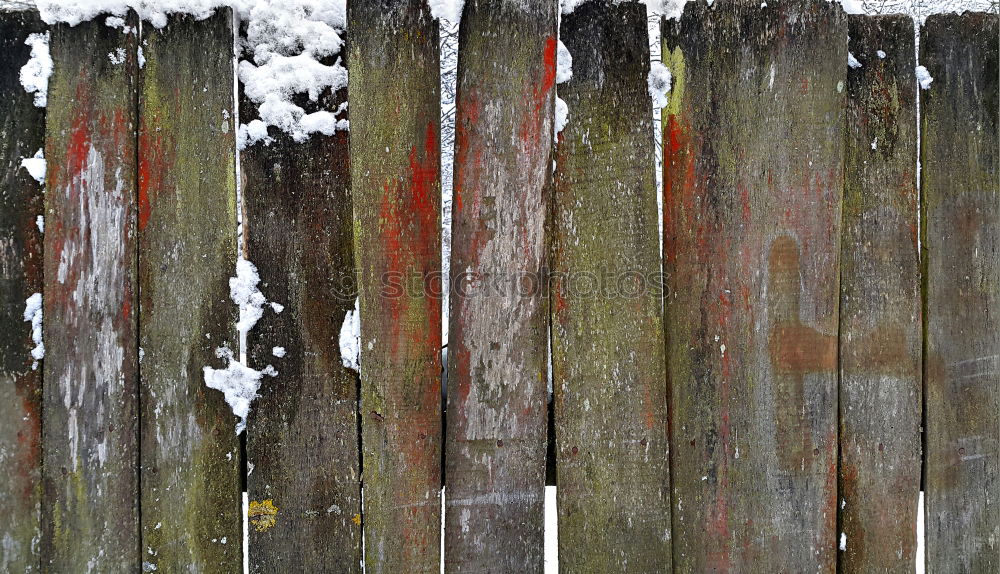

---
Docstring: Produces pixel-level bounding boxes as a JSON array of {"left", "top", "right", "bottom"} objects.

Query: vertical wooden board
[
  {"left": 839, "top": 15, "right": 921, "bottom": 573},
  {"left": 41, "top": 13, "right": 140, "bottom": 572},
  {"left": 551, "top": 2, "right": 671, "bottom": 571},
  {"left": 241, "top": 79, "right": 362, "bottom": 571},
  {"left": 444, "top": 0, "right": 555, "bottom": 570},
  {"left": 0, "top": 10, "right": 45, "bottom": 572},
  {"left": 662, "top": 0, "right": 846, "bottom": 570},
  {"left": 346, "top": 1, "right": 442, "bottom": 572},
  {"left": 922, "top": 13, "right": 1000, "bottom": 574},
  {"left": 138, "top": 11, "right": 242, "bottom": 572}
]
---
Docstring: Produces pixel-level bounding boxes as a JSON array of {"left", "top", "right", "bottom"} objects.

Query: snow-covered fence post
[
  {"left": 551, "top": 2, "right": 671, "bottom": 570},
  {"left": 662, "top": 0, "right": 846, "bottom": 570},
  {"left": 239, "top": 38, "right": 362, "bottom": 574},
  {"left": 839, "top": 15, "right": 921, "bottom": 573},
  {"left": 0, "top": 10, "right": 46, "bottom": 572},
  {"left": 921, "top": 12, "right": 1000, "bottom": 573},
  {"left": 137, "top": 10, "right": 243, "bottom": 572},
  {"left": 346, "top": 0, "right": 443, "bottom": 571},
  {"left": 443, "top": 1, "right": 556, "bottom": 570},
  {"left": 39, "top": 11, "right": 141, "bottom": 571}
]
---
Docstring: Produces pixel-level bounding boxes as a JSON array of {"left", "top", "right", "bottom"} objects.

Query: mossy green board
[{"left": 552, "top": 2, "right": 672, "bottom": 571}]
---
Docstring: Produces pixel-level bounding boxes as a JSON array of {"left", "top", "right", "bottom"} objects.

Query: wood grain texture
[
  {"left": 138, "top": 11, "right": 242, "bottom": 572},
  {"left": 551, "top": 2, "right": 671, "bottom": 571},
  {"left": 0, "top": 10, "right": 45, "bottom": 572},
  {"left": 241, "top": 76, "right": 362, "bottom": 571},
  {"left": 662, "top": 1, "right": 846, "bottom": 570},
  {"left": 922, "top": 13, "right": 1000, "bottom": 574},
  {"left": 40, "top": 13, "right": 140, "bottom": 572},
  {"left": 839, "top": 15, "right": 921, "bottom": 573},
  {"left": 444, "top": 1, "right": 555, "bottom": 570},
  {"left": 346, "top": 1, "right": 442, "bottom": 572}
]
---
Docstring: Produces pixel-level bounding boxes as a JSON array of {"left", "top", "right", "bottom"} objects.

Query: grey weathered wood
[
  {"left": 838, "top": 15, "right": 921, "bottom": 573},
  {"left": 0, "top": 10, "right": 45, "bottom": 572},
  {"left": 138, "top": 11, "right": 242, "bottom": 572},
  {"left": 662, "top": 0, "right": 846, "bottom": 570},
  {"left": 346, "top": 1, "right": 443, "bottom": 572},
  {"left": 40, "top": 12, "right": 140, "bottom": 572},
  {"left": 922, "top": 12, "right": 1000, "bottom": 574},
  {"left": 241, "top": 74, "right": 362, "bottom": 570},
  {"left": 551, "top": 2, "right": 671, "bottom": 571},
  {"left": 444, "top": 0, "right": 555, "bottom": 570}
]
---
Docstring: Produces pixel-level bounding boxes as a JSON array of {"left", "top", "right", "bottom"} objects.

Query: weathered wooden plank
[
  {"left": 346, "top": 1, "right": 442, "bottom": 572},
  {"left": 138, "top": 11, "right": 242, "bottom": 572},
  {"left": 40, "top": 12, "right": 140, "bottom": 571},
  {"left": 662, "top": 0, "right": 846, "bottom": 570},
  {"left": 240, "top": 79, "right": 362, "bottom": 572},
  {"left": 551, "top": 2, "right": 671, "bottom": 571},
  {"left": 838, "top": 15, "right": 921, "bottom": 573},
  {"left": 444, "top": 0, "right": 555, "bottom": 570},
  {"left": 922, "top": 12, "right": 1000, "bottom": 574},
  {"left": 0, "top": 10, "right": 45, "bottom": 572}
]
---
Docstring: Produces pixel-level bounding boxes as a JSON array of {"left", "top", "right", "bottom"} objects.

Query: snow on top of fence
[
  {"left": 237, "top": 0, "right": 349, "bottom": 147},
  {"left": 25, "top": 0, "right": 351, "bottom": 146}
]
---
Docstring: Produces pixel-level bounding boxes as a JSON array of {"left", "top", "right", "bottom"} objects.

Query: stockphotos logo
[{"left": 331, "top": 269, "right": 672, "bottom": 301}]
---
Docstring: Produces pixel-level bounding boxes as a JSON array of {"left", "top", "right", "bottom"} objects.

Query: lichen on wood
[
  {"left": 138, "top": 10, "right": 242, "bottom": 572},
  {"left": 552, "top": 2, "right": 672, "bottom": 571}
]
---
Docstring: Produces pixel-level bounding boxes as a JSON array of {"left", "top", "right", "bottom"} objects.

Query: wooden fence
[{"left": 0, "top": 1, "right": 997, "bottom": 572}]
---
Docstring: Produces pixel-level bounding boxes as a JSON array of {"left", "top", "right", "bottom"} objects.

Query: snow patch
[
  {"left": 21, "top": 149, "right": 46, "bottom": 184},
  {"left": 428, "top": 0, "right": 463, "bottom": 22},
  {"left": 20, "top": 32, "right": 52, "bottom": 108},
  {"left": 648, "top": 60, "right": 672, "bottom": 109},
  {"left": 36, "top": 216, "right": 44, "bottom": 233},
  {"left": 203, "top": 346, "right": 276, "bottom": 433},
  {"left": 839, "top": 532, "right": 847, "bottom": 551},
  {"left": 834, "top": 0, "right": 865, "bottom": 14},
  {"left": 230, "top": 257, "right": 267, "bottom": 338},
  {"left": 271, "top": 346, "right": 285, "bottom": 358},
  {"left": 23, "top": 293, "right": 44, "bottom": 370},
  {"left": 203, "top": 257, "right": 284, "bottom": 432},
  {"left": 916, "top": 65, "right": 933, "bottom": 90},
  {"left": 339, "top": 297, "right": 360, "bottom": 372},
  {"left": 554, "top": 97, "right": 569, "bottom": 136},
  {"left": 556, "top": 40, "right": 572, "bottom": 84},
  {"left": 848, "top": 52, "right": 862, "bottom": 69}
]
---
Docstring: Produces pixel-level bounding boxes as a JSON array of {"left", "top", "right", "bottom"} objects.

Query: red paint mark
[
  {"left": 667, "top": 115, "right": 684, "bottom": 154},
  {"left": 137, "top": 132, "right": 153, "bottom": 231},
  {"left": 67, "top": 112, "right": 91, "bottom": 188},
  {"left": 541, "top": 36, "right": 557, "bottom": 96}
]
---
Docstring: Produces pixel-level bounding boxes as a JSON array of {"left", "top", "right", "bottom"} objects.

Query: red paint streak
[
  {"left": 67, "top": 111, "right": 91, "bottom": 189},
  {"left": 667, "top": 115, "right": 684, "bottom": 154},
  {"left": 541, "top": 36, "right": 557, "bottom": 96},
  {"left": 409, "top": 123, "right": 439, "bottom": 219},
  {"left": 379, "top": 121, "right": 441, "bottom": 356},
  {"left": 137, "top": 132, "right": 153, "bottom": 231},
  {"left": 542, "top": 36, "right": 559, "bottom": 92}
]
